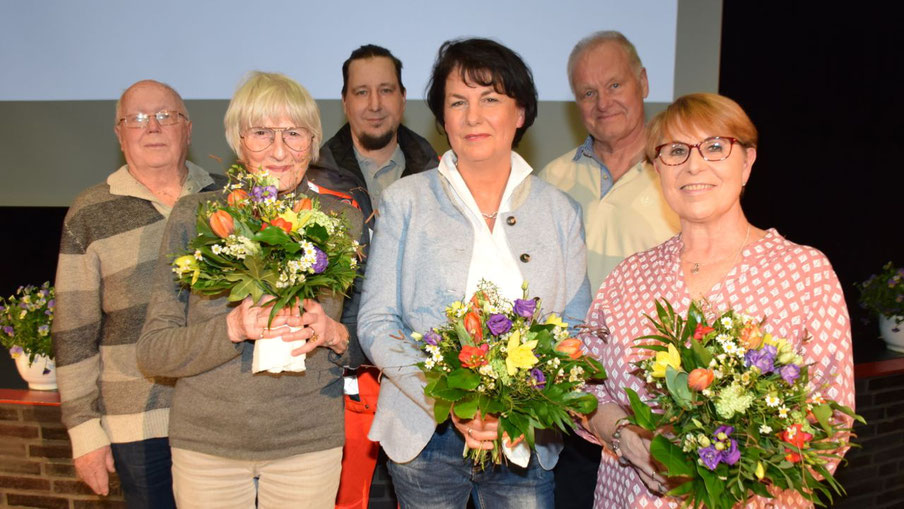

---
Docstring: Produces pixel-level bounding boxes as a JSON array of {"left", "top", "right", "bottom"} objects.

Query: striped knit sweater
[{"left": 52, "top": 162, "right": 225, "bottom": 458}]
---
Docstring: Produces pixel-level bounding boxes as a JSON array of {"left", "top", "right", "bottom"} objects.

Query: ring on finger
[{"left": 467, "top": 427, "right": 473, "bottom": 437}]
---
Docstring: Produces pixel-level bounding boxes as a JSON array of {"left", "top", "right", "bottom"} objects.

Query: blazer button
[
  {"left": 506, "top": 216, "right": 516, "bottom": 226},
  {"left": 520, "top": 253, "right": 531, "bottom": 263}
]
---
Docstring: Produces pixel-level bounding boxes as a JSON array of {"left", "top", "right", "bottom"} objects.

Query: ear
[
  {"left": 185, "top": 120, "right": 193, "bottom": 146},
  {"left": 401, "top": 88, "right": 407, "bottom": 113},
  {"left": 741, "top": 147, "right": 756, "bottom": 185},
  {"left": 639, "top": 68, "right": 649, "bottom": 99},
  {"left": 114, "top": 124, "right": 124, "bottom": 148},
  {"left": 341, "top": 92, "right": 349, "bottom": 118},
  {"left": 516, "top": 106, "right": 525, "bottom": 129}
]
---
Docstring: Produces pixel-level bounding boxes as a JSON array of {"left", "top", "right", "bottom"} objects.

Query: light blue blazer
[{"left": 357, "top": 166, "right": 591, "bottom": 469}]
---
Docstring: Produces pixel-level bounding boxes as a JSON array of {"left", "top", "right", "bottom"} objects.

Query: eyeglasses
[
  {"left": 655, "top": 136, "right": 739, "bottom": 166},
  {"left": 118, "top": 110, "right": 188, "bottom": 129},
  {"left": 240, "top": 127, "right": 313, "bottom": 152}
]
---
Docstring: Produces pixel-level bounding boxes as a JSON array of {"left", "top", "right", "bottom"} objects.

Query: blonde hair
[
  {"left": 224, "top": 71, "right": 322, "bottom": 162},
  {"left": 646, "top": 93, "right": 758, "bottom": 162}
]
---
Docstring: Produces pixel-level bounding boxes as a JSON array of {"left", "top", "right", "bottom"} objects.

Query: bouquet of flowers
[
  {"left": 414, "top": 280, "right": 605, "bottom": 468},
  {"left": 172, "top": 165, "right": 360, "bottom": 372},
  {"left": 856, "top": 261, "right": 903, "bottom": 326},
  {"left": 0, "top": 282, "right": 55, "bottom": 365},
  {"left": 623, "top": 301, "right": 862, "bottom": 508}
]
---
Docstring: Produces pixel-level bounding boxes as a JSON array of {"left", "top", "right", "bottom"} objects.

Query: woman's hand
[
  {"left": 226, "top": 296, "right": 297, "bottom": 343},
  {"left": 585, "top": 404, "right": 670, "bottom": 496},
  {"left": 616, "top": 426, "right": 670, "bottom": 496},
  {"left": 277, "top": 299, "right": 349, "bottom": 356}
]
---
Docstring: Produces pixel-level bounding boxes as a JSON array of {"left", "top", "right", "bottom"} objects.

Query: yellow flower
[
  {"left": 173, "top": 255, "right": 201, "bottom": 285},
  {"left": 506, "top": 330, "right": 539, "bottom": 376},
  {"left": 755, "top": 461, "right": 765, "bottom": 480},
  {"left": 277, "top": 210, "right": 300, "bottom": 232},
  {"left": 544, "top": 314, "right": 568, "bottom": 329},
  {"left": 651, "top": 344, "right": 682, "bottom": 378}
]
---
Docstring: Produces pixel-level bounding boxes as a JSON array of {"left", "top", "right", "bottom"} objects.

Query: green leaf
[
  {"left": 812, "top": 403, "right": 834, "bottom": 435},
  {"left": 227, "top": 276, "right": 257, "bottom": 302},
  {"left": 690, "top": 338, "right": 713, "bottom": 367},
  {"left": 433, "top": 398, "right": 452, "bottom": 423},
  {"left": 253, "top": 226, "right": 292, "bottom": 246},
  {"left": 454, "top": 321, "right": 473, "bottom": 347},
  {"left": 625, "top": 388, "right": 657, "bottom": 430},
  {"left": 565, "top": 392, "right": 599, "bottom": 414},
  {"left": 650, "top": 434, "right": 695, "bottom": 477},
  {"left": 665, "top": 366, "right": 693, "bottom": 410},
  {"left": 447, "top": 369, "right": 481, "bottom": 390},
  {"left": 453, "top": 395, "right": 478, "bottom": 419},
  {"left": 697, "top": 463, "right": 724, "bottom": 508}
]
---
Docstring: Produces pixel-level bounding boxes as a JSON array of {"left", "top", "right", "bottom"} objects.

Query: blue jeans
[
  {"left": 388, "top": 422, "right": 554, "bottom": 509},
  {"left": 110, "top": 437, "right": 176, "bottom": 509}
]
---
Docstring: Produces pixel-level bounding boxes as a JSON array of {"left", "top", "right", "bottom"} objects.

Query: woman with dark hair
[{"left": 358, "top": 39, "right": 590, "bottom": 508}]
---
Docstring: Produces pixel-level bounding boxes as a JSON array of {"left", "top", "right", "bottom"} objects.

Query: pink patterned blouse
[{"left": 581, "top": 229, "right": 855, "bottom": 508}]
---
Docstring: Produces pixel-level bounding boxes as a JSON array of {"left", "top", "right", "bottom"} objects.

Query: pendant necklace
[{"left": 684, "top": 224, "right": 751, "bottom": 275}]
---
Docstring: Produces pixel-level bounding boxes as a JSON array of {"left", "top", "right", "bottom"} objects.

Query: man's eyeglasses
[
  {"left": 118, "top": 110, "right": 188, "bottom": 129},
  {"left": 241, "top": 127, "right": 313, "bottom": 152},
  {"left": 655, "top": 137, "right": 739, "bottom": 166}
]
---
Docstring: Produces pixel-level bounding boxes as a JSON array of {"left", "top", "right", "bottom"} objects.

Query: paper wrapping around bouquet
[
  {"left": 502, "top": 439, "right": 531, "bottom": 468},
  {"left": 252, "top": 326, "right": 307, "bottom": 374}
]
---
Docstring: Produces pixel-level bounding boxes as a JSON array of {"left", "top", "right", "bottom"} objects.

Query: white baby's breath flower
[{"left": 759, "top": 424, "right": 773, "bottom": 434}]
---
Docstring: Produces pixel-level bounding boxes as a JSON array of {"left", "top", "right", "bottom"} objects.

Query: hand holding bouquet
[
  {"left": 624, "top": 301, "right": 862, "bottom": 508},
  {"left": 171, "top": 165, "right": 360, "bottom": 372},
  {"left": 414, "top": 280, "right": 605, "bottom": 468}
]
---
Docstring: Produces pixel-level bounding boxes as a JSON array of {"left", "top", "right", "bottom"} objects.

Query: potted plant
[
  {"left": 857, "top": 262, "right": 904, "bottom": 352},
  {"left": 0, "top": 282, "right": 56, "bottom": 390}
]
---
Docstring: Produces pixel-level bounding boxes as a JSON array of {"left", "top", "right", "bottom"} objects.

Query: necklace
[
  {"left": 684, "top": 224, "right": 751, "bottom": 274},
  {"left": 481, "top": 210, "right": 498, "bottom": 219}
]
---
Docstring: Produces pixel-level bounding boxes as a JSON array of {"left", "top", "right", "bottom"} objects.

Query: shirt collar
[
  {"left": 437, "top": 150, "right": 533, "bottom": 218},
  {"left": 107, "top": 161, "right": 214, "bottom": 205}
]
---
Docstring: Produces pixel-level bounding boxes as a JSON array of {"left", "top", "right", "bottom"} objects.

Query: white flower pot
[
  {"left": 879, "top": 315, "right": 904, "bottom": 353},
  {"left": 13, "top": 353, "right": 57, "bottom": 391}
]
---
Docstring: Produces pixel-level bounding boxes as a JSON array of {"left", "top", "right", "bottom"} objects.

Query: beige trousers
[{"left": 171, "top": 447, "right": 342, "bottom": 509}]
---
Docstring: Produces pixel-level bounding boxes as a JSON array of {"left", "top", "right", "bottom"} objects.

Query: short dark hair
[
  {"left": 425, "top": 38, "right": 537, "bottom": 148},
  {"left": 341, "top": 44, "right": 405, "bottom": 96}
]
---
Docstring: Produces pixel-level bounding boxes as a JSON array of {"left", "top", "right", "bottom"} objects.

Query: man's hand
[{"left": 73, "top": 445, "right": 115, "bottom": 496}]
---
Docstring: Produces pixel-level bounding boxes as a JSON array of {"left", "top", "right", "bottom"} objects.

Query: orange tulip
[
  {"left": 209, "top": 210, "right": 235, "bottom": 238},
  {"left": 740, "top": 322, "right": 764, "bottom": 349},
  {"left": 261, "top": 217, "right": 293, "bottom": 234},
  {"left": 687, "top": 368, "right": 715, "bottom": 391},
  {"left": 226, "top": 189, "right": 250, "bottom": 207},
  {"left": 463, "top": 311, "right": 483, "bottom": 343},
  {"left": 293, "top": 197, "right": 313, "bottom": 212},
  {"left": 555, "top": 338, "right": 583, "bottom": 359}
]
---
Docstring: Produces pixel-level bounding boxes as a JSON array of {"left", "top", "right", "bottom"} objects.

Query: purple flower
[
  {"left": 47, "top": 299, "right": 55, "bottom": 309},
  {"left": 486, "top": 314, "right": 512, "bottom": 336},
  {"left": 2, "top": 325, "right": 13, "bottom": 336},
  {"left": 513, "top": 298, "right": 537, "bottom": 319},
  {"left": 721, "top": 439, "right": 740, "bottom": 465},
  {"left": 251, "top": 185, "right": 278, "bottom": 202},
  {"left": 744, "top": 344, "right": 777, "bottom": 374},
  {"left": 424, "top": 331, "right": 440, "bottom": 346},
  {"left": 779, "top": 364, "right": 801, "bottom": 385},
  {"left": 714, "top": 425, "right": 734, "bottom": 438},
  {"left": 698, "top": 445, "right": 721, "bottom": 471},
  {"left": 0, "top": 305, "right": 5, "bottom": 313},
  {"left": 530, "top": 368, "right": 546, "bottom": 389},
  {"left": 9, "top": 345, "right": 23, "bottom": 356},
  {"left": 311, "top": 246, "right": 328, "bottom": 274}
]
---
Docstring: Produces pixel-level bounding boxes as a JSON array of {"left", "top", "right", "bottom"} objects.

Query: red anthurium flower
[
  {"left": 261, "top": 218, "right": 293, "bottom": 234},
  {"left": 693, "top": 323, "right": 715, "bottom": 340},
  {"left": 459, "top": 344, "right": 489, "bottom": 369},
  {"left": 464, "top": 311, "right": 483, "bottom": 342}
]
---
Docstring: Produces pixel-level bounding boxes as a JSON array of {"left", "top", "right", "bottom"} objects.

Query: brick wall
[
  {"left": 0, "top": 403, "right": 125, "bottom": 509},
  {"left": 833, "top": 373, "right": 904, "bottom": 508}
]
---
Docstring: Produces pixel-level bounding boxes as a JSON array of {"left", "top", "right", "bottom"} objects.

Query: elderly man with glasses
[{"left": 52, "top": 80, "right": 224, "bottom": 508}]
